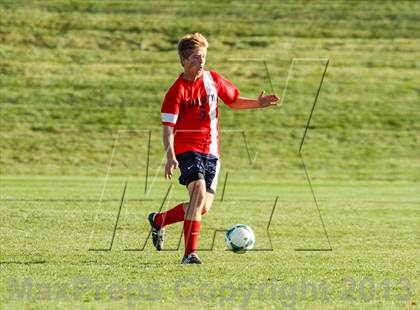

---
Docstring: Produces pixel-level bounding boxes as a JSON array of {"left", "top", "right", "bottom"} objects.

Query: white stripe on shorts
[{"left": 209, "top": 160, "right": 221, "bottom": 193}]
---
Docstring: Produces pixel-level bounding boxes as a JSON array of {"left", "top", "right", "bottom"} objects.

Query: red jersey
[{"left": 161, "top": 70, "right": 239, "bottom": 158}]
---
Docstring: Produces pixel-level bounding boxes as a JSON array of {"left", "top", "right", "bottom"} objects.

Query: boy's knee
[{"left": 184, "top": 202, "right": 204, "bottom": 217}]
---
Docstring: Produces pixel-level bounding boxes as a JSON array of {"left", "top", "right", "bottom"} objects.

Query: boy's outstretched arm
[{"left": 228, "top": 91, "right": 279, "bottom": 109}]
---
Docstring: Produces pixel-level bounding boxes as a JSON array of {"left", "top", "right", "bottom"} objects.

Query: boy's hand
[
  {"left": 257, "top": 91, "right": 279, "bottom": 108},
  {"left": 165, "top": 158, "right": 179, "bottom": 179}
]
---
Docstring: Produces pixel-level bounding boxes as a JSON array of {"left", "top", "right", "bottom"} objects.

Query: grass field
[
  {"left": 0, "top": 0, "right": 419, "bottom": 309},
  {"left": 1, "top": 176, "right": 418, "bottom": 309}
]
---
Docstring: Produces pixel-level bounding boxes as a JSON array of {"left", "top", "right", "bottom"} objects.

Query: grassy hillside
[{"left": 0, "top": 0, "right": 418, "bottom": 180}]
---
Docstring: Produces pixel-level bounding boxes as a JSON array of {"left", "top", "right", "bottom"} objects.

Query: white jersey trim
[
  {"left": 203, "top": 71, "right": 219, "bottom": 158},
  {"left": 161, "top": 112, "right": 178, "bottom": 124}
]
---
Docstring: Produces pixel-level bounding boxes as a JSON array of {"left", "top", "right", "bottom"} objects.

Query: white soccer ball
[{"left": 225, "top": 224, "right": 255, "bottom": 253}]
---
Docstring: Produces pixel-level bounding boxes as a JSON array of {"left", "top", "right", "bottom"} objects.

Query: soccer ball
[{"left": 225, "top": 224, "right": 255, "bottom": 253}]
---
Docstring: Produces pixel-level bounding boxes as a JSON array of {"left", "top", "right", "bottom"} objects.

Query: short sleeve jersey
[{"left": 161, "top": 70, "right": 239, "bottom": 158}]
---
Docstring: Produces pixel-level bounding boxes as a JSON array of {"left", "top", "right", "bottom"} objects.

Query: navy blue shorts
[{"left": 176, "top": 151, "right": 220, "bottom": 194}]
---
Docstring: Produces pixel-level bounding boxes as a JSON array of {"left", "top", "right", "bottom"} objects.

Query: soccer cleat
[
  {"left": 148, "top": 212, "right": 165, "bottom": 251},
  {"left": 181, "top": 253, "right": 202, "bottom": 264}
]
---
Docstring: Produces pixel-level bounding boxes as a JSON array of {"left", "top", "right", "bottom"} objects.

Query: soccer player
[{"left": 148, "top": 33, "right": 278, "bottom": 264}]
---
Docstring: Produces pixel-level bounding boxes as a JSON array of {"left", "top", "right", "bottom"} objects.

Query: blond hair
[{"left": 178, "top": 33, "right": 208, "bottom": 62}]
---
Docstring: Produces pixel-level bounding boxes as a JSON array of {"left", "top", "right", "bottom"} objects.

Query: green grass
[
  {"left": 0, "top": 0, "right": 419, "bottom": 309},
  {"left": 0, "top": 176, "right": 418, "bottom": 309},
  {"left": 0, "top": 0, "right": 418, "bottom": 179}
]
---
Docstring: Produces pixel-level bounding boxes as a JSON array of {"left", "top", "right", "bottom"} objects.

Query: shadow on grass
[{"left": 0, "top": 260, "right": 47, "bottom": 265}]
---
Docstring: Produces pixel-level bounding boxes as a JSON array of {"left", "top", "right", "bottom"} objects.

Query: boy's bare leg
[
  {"left": 184, "top": 179, "right": 209, "bottom": 220},
  {"left": 201, "top": 192, "right": 214, "bottom": 216}
]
